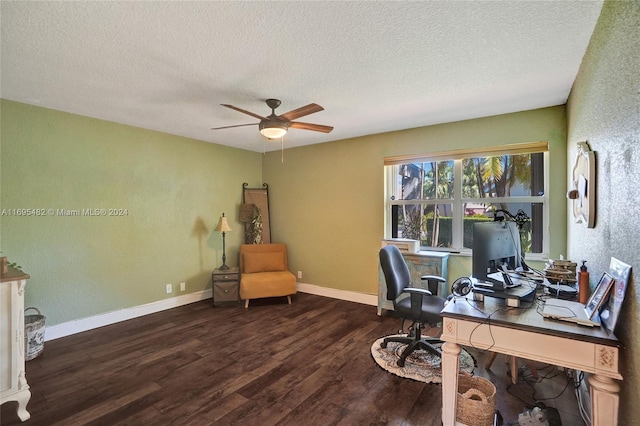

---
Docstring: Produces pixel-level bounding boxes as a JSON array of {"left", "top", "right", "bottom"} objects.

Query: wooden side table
[{"left": 212, "top": 267, "right": 239, "bottom": 306}]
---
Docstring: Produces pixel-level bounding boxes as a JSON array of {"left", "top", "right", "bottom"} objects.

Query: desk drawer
[
  {"left": 213, "top": 281, "right": 239, "bottom": 303},
  {"left": 213, "top": 273, "right": 239, "bottom": 282}
]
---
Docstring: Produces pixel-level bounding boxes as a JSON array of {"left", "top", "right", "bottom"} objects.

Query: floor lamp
[{"left": 215, "top": 213, "right": 232, "bottom": 270}]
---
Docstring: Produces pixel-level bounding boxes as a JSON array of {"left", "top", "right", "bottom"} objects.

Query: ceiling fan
[{"left": 212, "top": 98, "right": 333, "bottom": 139}]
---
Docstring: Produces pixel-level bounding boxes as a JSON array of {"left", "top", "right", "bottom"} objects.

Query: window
[{"left": 385, "top": 142, "right": 548, "bottom": 257}]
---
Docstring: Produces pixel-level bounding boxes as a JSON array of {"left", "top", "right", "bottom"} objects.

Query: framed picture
[
  {"left": 585, "top": 272, "right": 615, "bottom": 319},
  {"left": 567, "top": 141, "right": 596, "bottom": 228},
  {"left": 600, "top": 257, "right": 632, "bottom": 333},
  {"left": 242, "top": 183, "right": 271, "bottom": 244}
]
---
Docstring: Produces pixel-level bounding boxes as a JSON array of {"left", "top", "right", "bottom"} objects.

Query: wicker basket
[
  {"left": 456, "top": 373, "right": 496, "bottom": 426},
  {"left": 24, "top": 307, "right": 46, "bottom": 361}
]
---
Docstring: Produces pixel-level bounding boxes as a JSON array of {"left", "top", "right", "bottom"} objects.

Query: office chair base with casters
[{"left": 381, "top": 322, "right": 442, "bottom": 367}]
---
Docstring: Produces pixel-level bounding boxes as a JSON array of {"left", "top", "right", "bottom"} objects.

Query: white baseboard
[
  {"left": 296, "top": 282, "right": 377, "bottom": 306},
  {"left": 44, "top": 289, "right": 213, "bottom": 342},
  {"left": 44, "top": 283, "right": 377, "bottom": 342}
]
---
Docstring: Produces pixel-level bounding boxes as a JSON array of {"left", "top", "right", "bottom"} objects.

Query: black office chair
[{"left": 379, "top": 245, "right": 447, "bottom": 367}]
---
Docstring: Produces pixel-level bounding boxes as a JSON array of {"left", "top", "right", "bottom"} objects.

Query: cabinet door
[
  {"left": 405, "top": 256, "right": 446, "bottom": 295},
  {"left": 0, "top": 282, "right": 12, "bottom": 393}
]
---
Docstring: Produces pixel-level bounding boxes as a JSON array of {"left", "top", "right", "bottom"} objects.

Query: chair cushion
[
  {"left": 395, "top": 293, "right": 446, "bottom": 324},
  {"left": 240, "top": 271, "right": 297, "bottom": 299},
  {"left": 243, "top": 251, "right": 286, "bottom": 273}
]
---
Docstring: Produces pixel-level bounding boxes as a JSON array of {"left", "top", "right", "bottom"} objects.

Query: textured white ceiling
[{"left": 1, "top": 1, "right": 603, "bottom": 152}]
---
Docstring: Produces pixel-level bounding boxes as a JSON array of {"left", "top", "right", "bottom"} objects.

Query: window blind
[{"left": 383, "top": 141, "right": 549, "bottom": 166}]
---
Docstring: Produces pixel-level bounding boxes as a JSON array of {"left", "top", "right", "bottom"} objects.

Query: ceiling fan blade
[
  {"left": 279, "top": 103, "right": 324, "bottom": 121},
  {"left": 221, "top": 104, "right": 266, "bottom": 120},
  {"left": 289, "top": 121, "right": 334, "bottom": 133},
  {"left": 211, "top": 123, "right": 257, "bottom": 130}
]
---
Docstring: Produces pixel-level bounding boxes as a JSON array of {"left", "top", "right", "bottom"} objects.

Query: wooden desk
[{"left": 440, "top": 295, "right": 622, "bottom": 426}]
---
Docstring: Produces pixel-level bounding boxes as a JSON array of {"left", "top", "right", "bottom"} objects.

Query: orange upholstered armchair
[{"left": 239, "top": 243, "right": 297, "bottom": 308}]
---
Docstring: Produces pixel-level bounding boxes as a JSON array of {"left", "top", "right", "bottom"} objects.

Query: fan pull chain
[{"left": 281, "top": 135, "right": 284, "bottom": 163}]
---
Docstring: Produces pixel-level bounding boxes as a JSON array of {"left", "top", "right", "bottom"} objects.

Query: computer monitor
[{"left": 472, "top": 221, "right": 522, "bottom": 286}]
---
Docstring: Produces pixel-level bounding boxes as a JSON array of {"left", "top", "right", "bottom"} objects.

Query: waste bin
[
  {"left": 456, "top": 373, "right": 497, "bottom": 426},
  {"left": 24, "top": 307, "right": 46, "bottom": 360}
]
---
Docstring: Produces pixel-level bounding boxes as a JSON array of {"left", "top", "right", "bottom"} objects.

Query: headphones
[{"left": 451, "top": 277, "right": 472, "bottom": 297}]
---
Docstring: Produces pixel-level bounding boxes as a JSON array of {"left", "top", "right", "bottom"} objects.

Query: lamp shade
[{"left": 214, "top": 213, "right": 232, "bottom": 233}]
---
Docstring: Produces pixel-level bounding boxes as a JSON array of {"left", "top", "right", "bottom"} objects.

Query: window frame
[{"left": 384, "top": 142, "right": 549, "bottom": 259}]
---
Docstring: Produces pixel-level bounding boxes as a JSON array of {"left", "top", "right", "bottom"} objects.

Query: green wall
[
  {"left": 0, "top": 103, "right": 568, "bottom": 326},
  {"left": 263, "top": 106, "right": 567, "bottom": 296},
  {"left": 566, "top": 0, "right": 639, "bottom": 422},
  {"left": 0, "top": 100, "right": 262, "bottom": 325}
]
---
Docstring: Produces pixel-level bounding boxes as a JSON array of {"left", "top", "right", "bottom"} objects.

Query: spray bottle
[{"left": 578, "top": 260, "right": 589, "bottom": 304}]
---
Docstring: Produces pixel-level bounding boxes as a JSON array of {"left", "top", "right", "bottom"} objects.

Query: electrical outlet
[
  {"left": 180, "top": 282, "right": 186, "bottom": 292},
  {"left": 297, "top": 271, "right": 302, "bottom": 279},
  {"left": 165, "top": 283, "right": 172, "bottom": 294}
]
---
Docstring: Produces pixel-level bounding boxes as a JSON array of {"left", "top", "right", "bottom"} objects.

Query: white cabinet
[{"left": 0, "top": 267, "right": 31, "bottom": 421}]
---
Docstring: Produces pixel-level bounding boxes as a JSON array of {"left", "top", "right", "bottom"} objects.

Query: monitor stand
[{"left": 472, "top": 285, "right": 536, "bottom": 307}]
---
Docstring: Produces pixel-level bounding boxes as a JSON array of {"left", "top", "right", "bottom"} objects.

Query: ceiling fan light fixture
[
  {"left": 214, "top": 99, "right": 331, "bottom": 140},
  {"left": 259, "top": 121, "right": 288, "bottom": 139}
]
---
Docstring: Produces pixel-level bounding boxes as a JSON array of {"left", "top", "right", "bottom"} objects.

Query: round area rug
[{"left": 371, "top": 335, "right": 475, "bottom": 383}]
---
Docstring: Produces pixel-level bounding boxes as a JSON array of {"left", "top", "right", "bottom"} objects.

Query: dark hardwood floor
[{"left": 2, "top": 293, "right": 584, "bottom": 425}]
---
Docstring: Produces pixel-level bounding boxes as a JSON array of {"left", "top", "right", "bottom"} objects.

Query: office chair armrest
[
  {"left": 421, "top": 275, "right": 445, "bottom": 296},
  {"left": 420, "top": 275, "right": 446, "bottom": 282},
  {"left": 403, "top": 287, "right": 433, "bottom": 318},
  {"left": 404, "top": 287, "right": 433, "bottom": 296}
]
